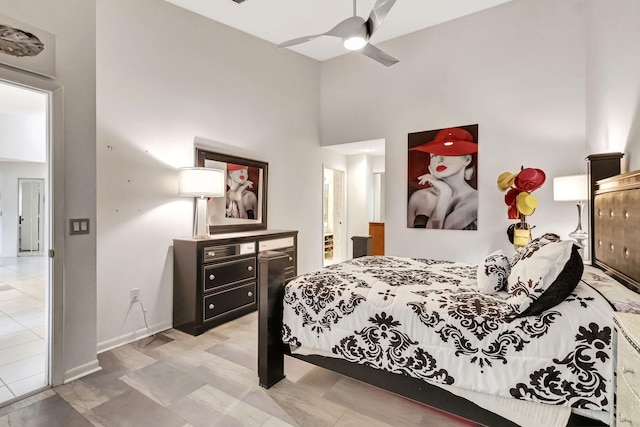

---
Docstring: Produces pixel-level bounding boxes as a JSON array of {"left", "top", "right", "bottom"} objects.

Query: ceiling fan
[{"left": 278, "top": 0, "right": 399, "bottom": 67}]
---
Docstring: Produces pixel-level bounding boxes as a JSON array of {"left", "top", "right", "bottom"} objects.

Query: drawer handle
[
  {"left": 622, "top": 366, "right": 635, "bottom": 374},
  {"left": 247, "top": 291, "right": 253, "bottom": 297},
  {"left": 248, "top": 266, "right": 253, "bottom": 271},
  {"left": 208, "top": 303, "right": 215, "bottom": 310},
  {"left": 208, "top": 251, "right": 215, "bottom": 257},
  {"left": 209, "top": 274, "right": 215, "bottom": 281},
  {"left": 289, "top": 257, "right": 293, "bottom": 261},
  {"left": 619, "top": 415, "right": 632, "bottom": 424}
]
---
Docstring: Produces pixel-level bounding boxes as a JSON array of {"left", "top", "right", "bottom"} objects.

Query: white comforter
[{"left": 282, "top": 256, "right": 614, "bottom": 414}]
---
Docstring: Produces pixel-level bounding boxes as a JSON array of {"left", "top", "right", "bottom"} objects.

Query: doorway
[
  {"left": 18, "top": 178, "right": 45, "bottom": 256},
  {"left": 0, "top": 80, "right": 50, "bottom": 405},
  {"left": 322, "top": 167, "right": 346, "bottom": 267}
]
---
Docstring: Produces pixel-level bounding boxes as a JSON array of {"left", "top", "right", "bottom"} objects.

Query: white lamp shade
[
  {"left": 178, "top": 167, "right": 225, "bottom": 197},
  {"left": 553, "top": 174, "right": 588, "bottom": 201}
]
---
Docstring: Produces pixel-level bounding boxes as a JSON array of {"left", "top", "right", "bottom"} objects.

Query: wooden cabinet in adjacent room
[
  {"left": 173, "top": 229, "right": 297, "bottom": 336},
  {"left": 369, "top": 222, "right": 385, "bottom": 255}
]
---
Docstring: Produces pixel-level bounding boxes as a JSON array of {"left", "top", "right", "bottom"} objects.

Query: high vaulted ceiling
[{"left": 164, "top": 0, "right": 513, "bottom": 61}]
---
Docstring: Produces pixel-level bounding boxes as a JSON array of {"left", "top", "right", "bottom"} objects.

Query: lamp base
[
  {"left": 569, "top": 200, "right": 588, "bottom": 260},
  {"left": 193, "top": 197, "right": 210, "bottom": 239}
]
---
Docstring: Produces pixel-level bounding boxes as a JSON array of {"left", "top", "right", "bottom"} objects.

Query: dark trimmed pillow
[
  {"left": 506, "top": 240, "right": 583, "bottom": 317},
  {"left": 477, "top": 250, "right": 510, "bottom": 294}
]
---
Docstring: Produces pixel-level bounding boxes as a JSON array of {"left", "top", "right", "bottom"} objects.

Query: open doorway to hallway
[
  {"left": 322, "top": 139, "right": 386, "bottom": 262},
  {"left": 0, "top": 80, "right": 49, "bottom": 405}
]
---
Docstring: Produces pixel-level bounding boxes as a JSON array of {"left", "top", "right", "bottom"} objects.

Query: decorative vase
[{"left": 507, "top": 220, "right": 532, "bottom": 251}]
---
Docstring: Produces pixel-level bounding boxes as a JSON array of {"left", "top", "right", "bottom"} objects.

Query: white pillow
[
  {"left": 477, "top": 250, "right": 510, "bottom": 294},
  {"left": 506, "top": 240, "right": 583, "bottom": 316},
  {"left": 508, "top": 232, "right": 561, "bottom": 267}
]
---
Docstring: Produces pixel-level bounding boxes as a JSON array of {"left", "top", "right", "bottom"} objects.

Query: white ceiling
[
  {"left": 324, "top": 139, "right": 386, "bottom": 156},
  {"left": 164, "top": 0, "right": 512, "bottom": 61}
]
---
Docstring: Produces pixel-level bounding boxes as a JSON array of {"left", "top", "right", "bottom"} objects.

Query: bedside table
[{"left": 613, "top": 312, "right": 640, "bottom": 426}]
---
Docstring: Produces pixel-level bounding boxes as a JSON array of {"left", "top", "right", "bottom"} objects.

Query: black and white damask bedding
[{"left": 282, "top": 253, "right": 615, "bottom": 415}]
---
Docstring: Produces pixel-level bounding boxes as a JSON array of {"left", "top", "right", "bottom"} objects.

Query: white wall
[
  {"left": 1, "top": 0, "right": 97, "bottom": 382},
  {"left": 0, "top": 162, "right": 46, "bottom": 256},
  {"left": 586, "top": 0, "right": 640, "bottom": 171},
  {"left": 0, "top": 115, "right": 46, "bottom": 163},
  {"left": 95, "top": 0, "right": 349, "bottom": 350},
  {"left": 346, "top": 154, "right": 373, "bottom": 256},
  {"left": 371, "top": 155, "right": 385, "bottom": 173},
  {"left": 321, "top": 0, "right": 588, "bottom": 263}
]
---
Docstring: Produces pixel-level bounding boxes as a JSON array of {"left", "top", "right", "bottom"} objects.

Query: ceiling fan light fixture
[{"left": 343, "top": 35, "right": 367, "bottom": 51}]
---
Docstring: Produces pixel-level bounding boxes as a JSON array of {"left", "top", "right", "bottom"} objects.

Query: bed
[{"left": 257, "top": 160, "right": 640, "bottom": 427}]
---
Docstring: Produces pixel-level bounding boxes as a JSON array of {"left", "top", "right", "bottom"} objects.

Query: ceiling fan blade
[
  {"left": 358, "top": 43, "right": 398, "bottom": 67},
  {"left": 325, "top": 16, "right": 366, "bottom": 38},
  {"left": 277, "top": 34, "right": 322, "bottom": 48},
  {"left": 278, "top": 16, "right": 365, "bottom": 48},
  {"left": 366, "top": 0, "right": 397, "bottom": 36}
]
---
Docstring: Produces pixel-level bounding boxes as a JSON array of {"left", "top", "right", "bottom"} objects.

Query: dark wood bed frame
[{"left": 257, "top": 152, "right": 638, "bottom": 427}]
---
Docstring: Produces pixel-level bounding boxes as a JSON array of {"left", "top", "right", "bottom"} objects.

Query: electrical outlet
[{"left": 130, "top": 288, "right": 140, "bottom": 302}]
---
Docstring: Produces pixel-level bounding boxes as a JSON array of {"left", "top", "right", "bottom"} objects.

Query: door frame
[{"left": 0, "top": 73, "right": 65, "bottom": 389}]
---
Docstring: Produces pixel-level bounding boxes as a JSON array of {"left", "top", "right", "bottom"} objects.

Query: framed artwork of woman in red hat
[
  {"left": 226, "top": 163, "right": 259, "bottom": 219},
  {"left": 407, "top": 124, "right": 478, "bottom": 230},
  {"left": 196, "top": 147, "right": 268, "bottom": 234}
]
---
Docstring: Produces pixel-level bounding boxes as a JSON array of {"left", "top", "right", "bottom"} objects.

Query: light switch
[{"left": 69, "top": 218, "right": 90, "bottom": 235}]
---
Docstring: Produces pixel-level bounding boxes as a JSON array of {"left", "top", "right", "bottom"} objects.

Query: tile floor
[
  {"left": 0, "top": 311, "right": 482, "bottom": 426},
  {"left": 0, "top": 256, "right": 48, "bottom": 406}
]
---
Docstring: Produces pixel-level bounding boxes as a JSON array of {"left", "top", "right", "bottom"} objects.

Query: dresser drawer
[
  {"left": 203, "top": 242, "right": 256, "bottom": 262},
  {"left": 617, "top": 373, "right": 640, "bottom": 427},
  {"left": 618, "top": 333, "right": 640, "bottom": 396},
  {"left": 203, "top": 257, "right": 256, "bottom": 291},
  {"left": 259, "top": 237, "right": 295, "bottom": 252},
  {"left": 283, "top": 247, "right": 296, "bottom": 277},
  {"left": 203, "top": 283, "right": 256, "bottom": 321}
]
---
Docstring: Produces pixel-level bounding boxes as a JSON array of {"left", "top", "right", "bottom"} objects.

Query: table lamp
[
  {"left": 553, "top": 174, "right": 588, "bottom": 247},
  {"left": 178, "top": 167, "right": 225, "bottom": 238}
]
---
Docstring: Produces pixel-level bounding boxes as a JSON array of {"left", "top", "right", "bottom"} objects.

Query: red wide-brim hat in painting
[
  {"left": 409, "top": 127, "right": 478, "bottom": 156},
  {"left": 227, "top": 163, "right": 247, "bottom": 171}
]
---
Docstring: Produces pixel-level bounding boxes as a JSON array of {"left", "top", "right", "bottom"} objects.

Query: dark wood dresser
[{"left": 173, "top": 229, "right": 297, "bottom": 335}]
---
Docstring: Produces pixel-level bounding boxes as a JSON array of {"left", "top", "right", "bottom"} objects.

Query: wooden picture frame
[{"left": 196, "top": 147, "right": 268, "bottom": 234}]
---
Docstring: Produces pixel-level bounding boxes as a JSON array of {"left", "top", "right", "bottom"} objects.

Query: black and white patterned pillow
[
  {"left": 508, "top": 232, "right": 561, "bottom": 267},
  {"left": 477, "top": 250, "right": 510, "bottom": 294},
  {"left": 506, "top": 240, "right": 583, "bottom": 316}
]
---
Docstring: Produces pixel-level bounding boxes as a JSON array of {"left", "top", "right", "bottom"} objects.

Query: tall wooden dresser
[
  {"left": 613, "top": 312, "right": 640, "bottom": 426},
  {"left": 173, "top": 229, "right": 297, "bottom": 336}
]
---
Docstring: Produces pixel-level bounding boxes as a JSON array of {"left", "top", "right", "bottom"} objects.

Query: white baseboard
[
  {"left": 96, "top": 320, "right": 173, "bottom": 354},
  {"left": 64, "top": 359, "right": 101, "bottom": 383}
]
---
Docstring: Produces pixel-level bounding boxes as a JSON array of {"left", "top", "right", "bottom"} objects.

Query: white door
[{"left": 18, "top": 178, "right": 45, "bottom": 255}]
